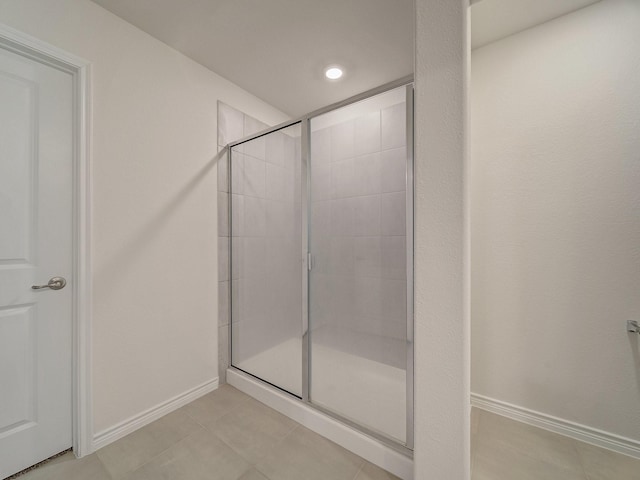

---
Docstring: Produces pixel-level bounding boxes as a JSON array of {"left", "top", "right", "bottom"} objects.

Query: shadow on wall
[{"left": 96, "top": 150, "right": 224, "bottom": 288}]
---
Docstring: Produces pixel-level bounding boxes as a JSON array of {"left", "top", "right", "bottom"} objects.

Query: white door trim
[{"left": 0, "top": 23, "right": 93, "bottom": 458}]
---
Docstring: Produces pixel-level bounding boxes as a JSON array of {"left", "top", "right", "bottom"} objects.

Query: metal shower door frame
[{"left": 227, "top": 75, "right": 415, "bottom": 454}]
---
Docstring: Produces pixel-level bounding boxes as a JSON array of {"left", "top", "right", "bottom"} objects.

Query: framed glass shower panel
[
  {"left": 229, "top": 123, "right": 303, "bottom": 397},
  {"left": 308, "top": 86, "right": 411, "bottom": 444}
]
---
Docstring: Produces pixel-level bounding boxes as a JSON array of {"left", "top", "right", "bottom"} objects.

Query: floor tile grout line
[
  {"left": 570, "top": 438, "right": 591, "bottom": 480},
  {"left": 208, "top": 428, "right": 258, "bottom": 466},
  {"left": 181, "top": 387, "right": 253, "bottom": 429},
  {"left": 93, "top": 455, "right": 116, "bottom": 480},
  {"left": 350, "top": 462, "right": 365, "bottom": 480},
  {"left": 201, "top": 403, "right": 302, "bottom": 473},
  {"left": 281, "top": 418, "right": 300, "bottom": 438},
  {"left": 112, "top": 424, "right": 206, "bottom": 478},
  {"left": 475, "top": 410, "right": 594, "bottom": 480},
  {"left": 253, "top": 464, "right": 276, "bottom": 480},
  {"left": 281, "top": 422, "right": 303, "bottom": 439}
]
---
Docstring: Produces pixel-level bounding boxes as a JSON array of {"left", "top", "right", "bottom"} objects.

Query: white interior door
[{"left": 0, "top": 43, "right": 74, "bottom": 478}]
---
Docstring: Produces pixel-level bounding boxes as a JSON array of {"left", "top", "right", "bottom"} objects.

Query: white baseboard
[
  {"left": 92, "top": 378, "right": 219, "bottom": 451},
  {"left": 471, "top": 393, "right": 640, "bottom": 459},
  {"left": 227, "top": 368, "right": 413, "bottom": 480}
]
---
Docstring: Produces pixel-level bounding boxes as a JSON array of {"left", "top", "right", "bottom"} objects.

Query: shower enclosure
[{"left": 227, "top": 79, "right": 413, "bottom": 451}]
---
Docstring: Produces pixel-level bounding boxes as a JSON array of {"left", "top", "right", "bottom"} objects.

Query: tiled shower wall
[
  {"left": 229, "top": 127, "right": 302, "bottom": 368},
  {"left": 309, "top": 102, "right": 407, "bottom": 366},
  {"left": 217, "top": 102, "right": 301, "bottom": 383},
  {"left": 217, "top": 102, "right": 269, "bottom": 382},
  {"left": 218, "top": 99, "right": 408, "bottom": 382}
]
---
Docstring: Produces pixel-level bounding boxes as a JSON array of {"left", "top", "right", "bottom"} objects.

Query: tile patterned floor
[
  {"left": 15, "top": 385, "right": 399, "bottom": 480},
  {"left": 12, "top": 388, "right": 640, "bottom": 480},
  {"left": 471, "top": 408, "right": 640, "bottom": 480}
]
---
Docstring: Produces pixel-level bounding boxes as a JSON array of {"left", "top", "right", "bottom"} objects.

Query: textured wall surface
[
  {"left": 414, "top": 0, "right": 469, "bottom": 478},
  {"left": 471, "top": 0, "right": 640, "bottom": 442},
  {"left": 0, "top": 0, "right": 288, "bottom": 435}
]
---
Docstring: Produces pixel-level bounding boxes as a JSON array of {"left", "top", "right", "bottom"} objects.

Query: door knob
[{"left": 32, "top": 277, "right": 67, "bottom": 291}]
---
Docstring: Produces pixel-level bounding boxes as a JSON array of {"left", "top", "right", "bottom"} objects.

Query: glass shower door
[
  {"left": 229, "top": 123, "right": 303, "bottom": 397},
  {"left": 308, "top": 86, "right": 411, "bottom": 444}
]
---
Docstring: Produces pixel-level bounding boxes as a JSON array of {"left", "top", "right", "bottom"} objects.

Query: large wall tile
[
  {"left": 284, "top": 135, "right": 298, "bottom": 171},
  {"left": 243, "top": 197, "right": 267, "bottom": 237},
  {"left": 218, "top": 192, "right": 229, "bottom": 237},
  {"left": 243, "top": 237, "right": 267, "bottom": 279},
  {"left": 381, "top": 102, "right": 406, "bottom": 151},
  {"left": 380, "top": 147, "right": 407, "bottom": 193},
  {"left": 311, "top": 201, "right": 331, "bottom": 238},
  {"left": 355, "top": 111, "right": 381, "bottom": 156},
  {"left": 330, "top": 198, "right": 355, "bottom": 236},
  {"left": 329, "top": 236, "right": 355, "bottom": 276},
  {"left": 265, "top": 131, "right": 285, "bottom": 167},
  {"left": 353, "top": 152, "right": 381, "bottom": 197},
  {"left": 311, "top": 127, "right": 332, "bottom": 164},
  {"left": 330, "top": 275, "right": 356, "bottom": 320},
  {"left": 331, "top": 120, "right": 355, "bottom": 161},
  {"left": 331, "top": 158, "right": 355, "bottom": 199},
  {"left": 231, "top": 279, "right": 243, "bottom": 323},
  {"left": 243, "top": 156, "right": 266, "bottom": 198},
  {"left": 354, "top": 276, "right": 383, "bottom": 320},
  {"left": 243, "top": 117, "right": 267, "bottom": 160},
  {"left": 230, "top": 152, "right": 245, "bottom": 195},
  {"left": 219, "top": 281, "right": 229, "bottom": 327},
  {"left": 381, "top": 278, "right": 407, "bottom": 321},
  {"left": 381, "top": 236, "right": 406, "bottom": 280},
  {"left": 265, "top": 200, "right": 286, "bottom": 237},
  {"left": 265, "top": 163, "right": 286, "bottom": 202},
  {"left": 231, "top": 194, "right": 244, "bottom": 237},
  {"left": 310, "top": 273, "right": 331, "bottom": 327},
  {"left": 311, "top": 235, "right": 331, "bottom": 275},
  {"left": 218, "top": 237, "right": 229, "bottom": 282},
  {"left": 353, "top": 195, "right": 381, "bottom": 237},
  {"left": 218, "top": 102, "right": 244, "bottom": 147},
  {"left": 380, "top": 192, "right": 406, "bottom": 236},
  {"left": 311, "top": 164, "right": 332, "bottom": 201},
  {"left": 242, "top": 276, "right": 270, "bottom": 327},
  {"left": 218, "top": 151, "right": 229, "bottom": 193},
  {"left": 354, "top": 236, "right": 382, "bottom": 278},
  {"left": 231, "top": 238, "right": 243, "bottom": 280}
]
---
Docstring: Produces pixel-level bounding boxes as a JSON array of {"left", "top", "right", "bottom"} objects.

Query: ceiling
[
  {"left": 90, "top": 0, "right": 414, "bottom": 117},
  {"left": 471, "top": 0, "right": 602, "bottom": 49},
  {"left": 90, "top": 0, "right": 602, "bottom": 117}
]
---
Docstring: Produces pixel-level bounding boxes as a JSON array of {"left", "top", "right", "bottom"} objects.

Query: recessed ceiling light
[{"left": 325, "top": 66, "right": 343, "bottom": 80}]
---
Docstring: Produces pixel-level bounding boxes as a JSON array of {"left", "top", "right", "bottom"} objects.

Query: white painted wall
[
  {"left": 471, "top": 0, "right": 640, "bottom": 442},
  {"left": 414, "top": 0, "right": 469, "bottom": 478},
  {"left": 0, "top": 0, "right": 288, "bottom": 436}
]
